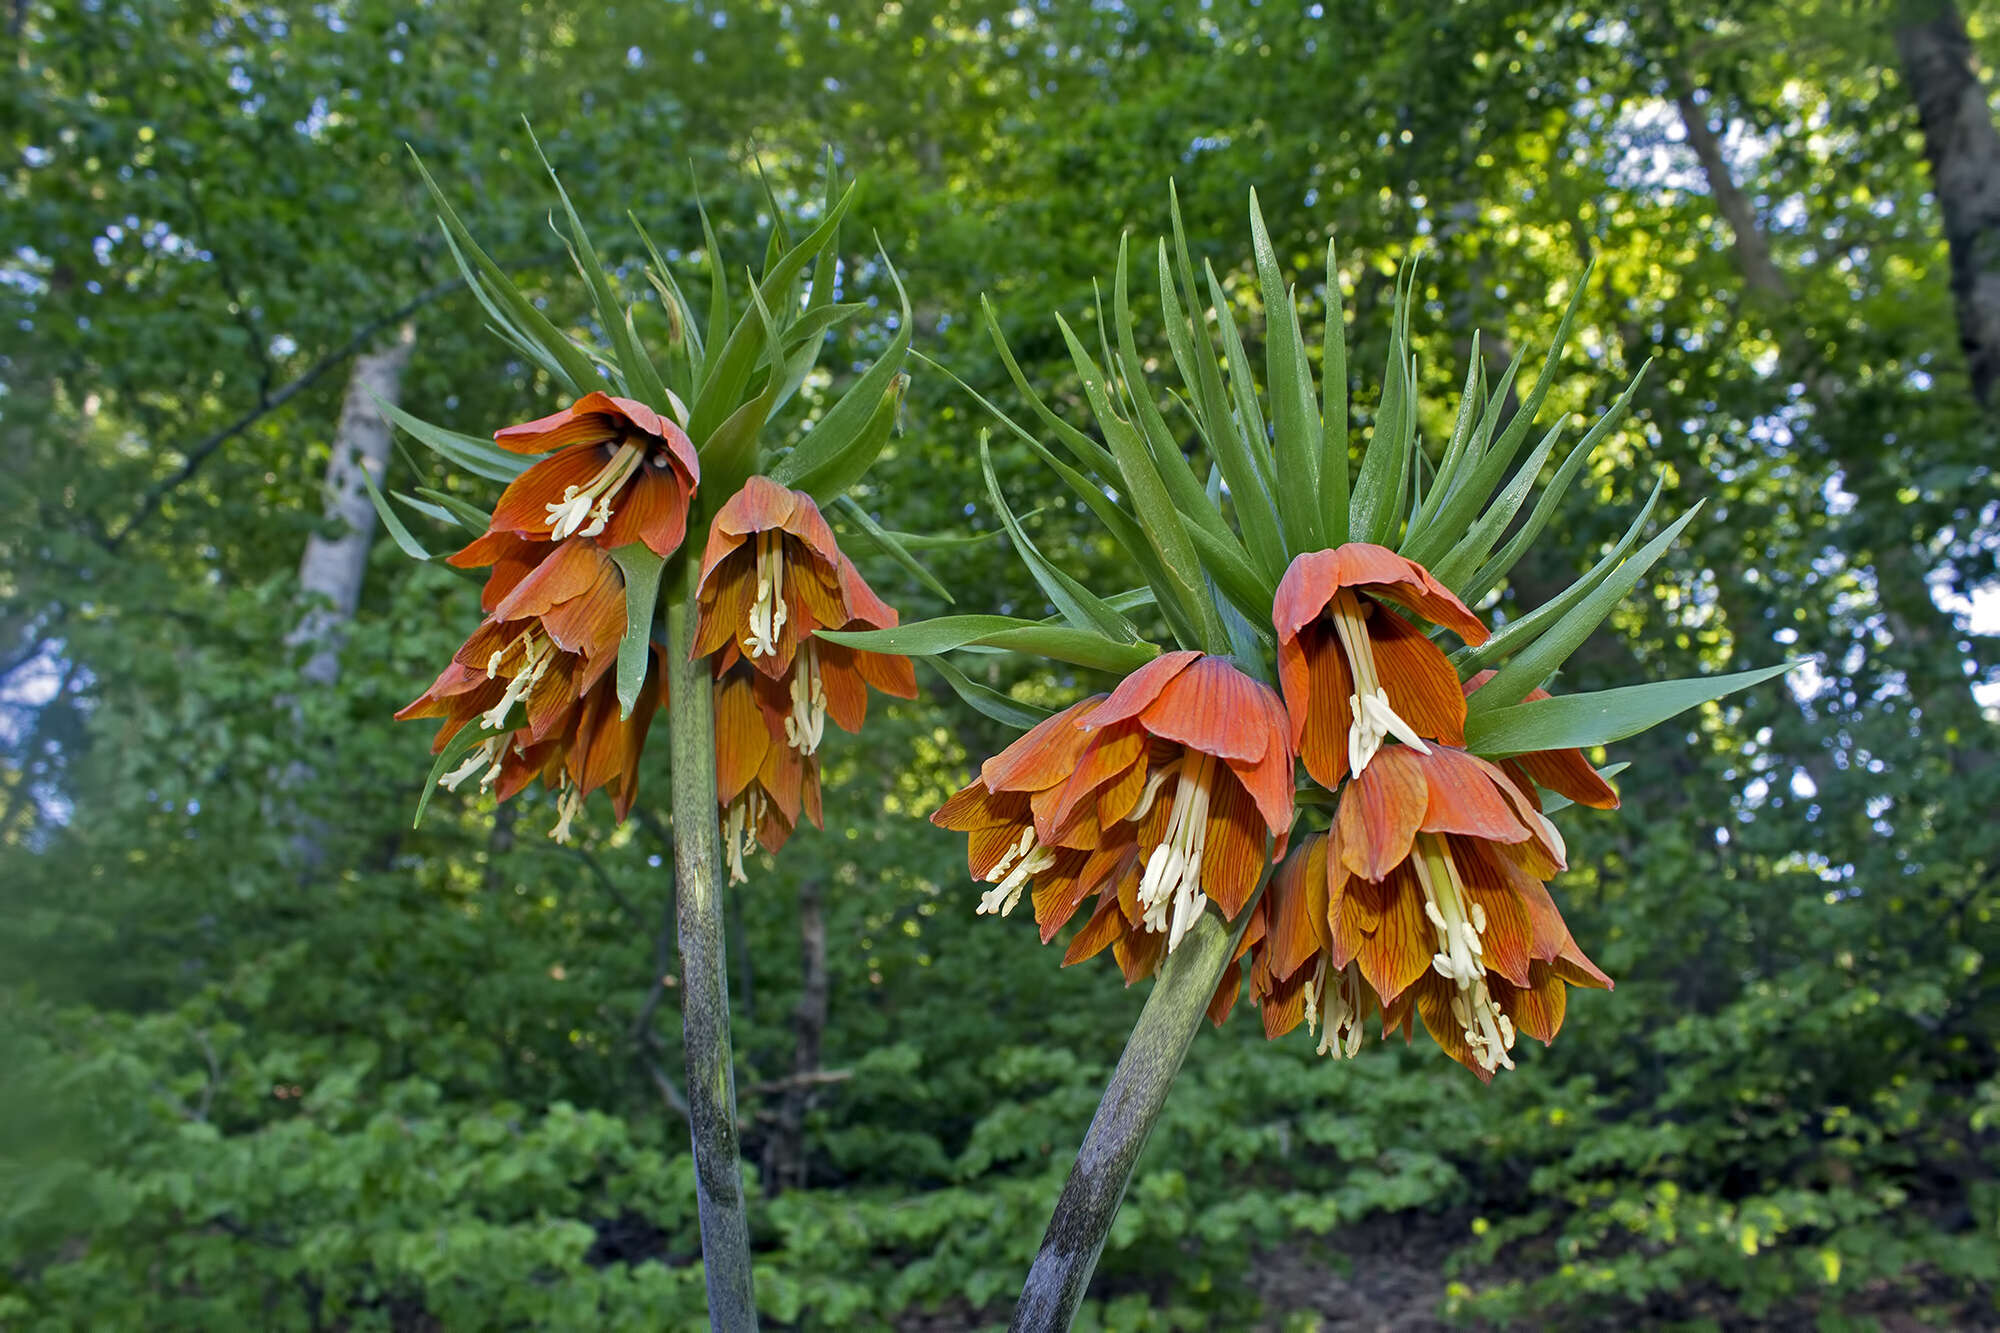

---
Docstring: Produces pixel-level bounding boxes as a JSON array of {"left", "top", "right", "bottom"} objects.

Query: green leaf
[
  {"left": 410, "top": 149, "right": 603, "bottom": 395},
  {"left": 819, "top": 615, "right": 1160, "bottom": 674},
  {"left": 1351, "top": 255, "right": 1417, "bottom": 546},
  {"left": 689, "top": 182, "right": 858, "bottom": 443},
  {"left": 631, "top": 212, "right": 705, "bottom": 374},
  {"left": 1540, "top": 763, "right": 1629, "bottom": 814},
  {"left": 1186, "top": 519, "right": 1277, "bottom": 627},
  {"left": 609, "top": 543, "right": 665, "bottom": 718},
  {"left": 1203, "top": 259, "right": 1276, "bottom": 499},
  {"left": 527, "top": 122, "right": 668, "bottom": 408},
  {"left": 1466, "top": 663, "right": 1799, "bottom": 757},
  {"left": 979, "top": 296, "right": 1118, "bottom": 479},
  {"left": 1459, "top": 363, "right": 1650, "bottom": 606},
  {"left": 920, "top": 655, "right": 1052, "bottom": 729},
  {"left": 1250, "top": 189, "right": 1323, "bottom": 553},
  {"left": 373, "top": 394, "right": 528, "bottom": 483},
  {"left": 1470, "top": 499, "right": 1704, "bottom": 710},
  {"left": 361, "top": 467, "right": 435, "bottom": 562},
  {"left": 1056, "top": 312, "right": 1226, "bottom": 652},
  {"left": 1429, "top": 417, "right": 1564, "bottom": 592},
  {"left": 413, "top": 487, "right": 493, "bottom": 532},
  {"left": 772, "top": 248, "right": 913, "bottom": 494},
  {"left": 1319, "top": 237, "right": 1351, "bottom": 546},
  {"left": 1458, "top": 477, "right": 1665, "bottom": 675},
  {"left": 979, "top": 434, "right": 1136, "bottom": 641},
  {"left": 832, "top": 496, "right": 953, "bottom": 603}
]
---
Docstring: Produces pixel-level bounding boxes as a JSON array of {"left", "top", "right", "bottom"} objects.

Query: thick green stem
[
  {"left": 664, "top": 584, "right": 759, "bottom": 1331},
  {"left": 1010, "top": 908, "right": 1244, "bottom": 1331}
]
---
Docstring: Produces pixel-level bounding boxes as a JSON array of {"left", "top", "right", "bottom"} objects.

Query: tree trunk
[
  {"left": 1671, "top": 83, "right": 1994, "bottom": 764},
  {"left": 1894, "top": 1, "right": 2000, "bottom": 408},
  {"left": 286, "top": 325, "right": 415, "bottom": 686},
  {"left": 764, "top": 877, "right": 827, "bottom": 1196}
]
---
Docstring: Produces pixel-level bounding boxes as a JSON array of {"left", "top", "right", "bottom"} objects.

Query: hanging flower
[
  {"left": 714, "top": 665, "right": 820, "bottom": 884},
  {"left": 455, "top": 392, "right": 700, "bottom": 560},
  {"left": 693, "top": 476, "right": 852, "bottom": 676},
  {"left": 1252, "top": 744, "right": 1610, "bottom": 1080},
  {"left": 738, "top": 554, "right": 919, "bottom": 758},
  {"left": 1461, "top": 671, "right": 1621, "bottom": 810},
  {"left": 1272, "top": 543, "right": 1490, "bottom": 787},
  {"left": 937, "top": 652, "right": 1294, "bottom": 973},
  {"left": 397, "top": 537, "right": 662, "bottom": 840}
]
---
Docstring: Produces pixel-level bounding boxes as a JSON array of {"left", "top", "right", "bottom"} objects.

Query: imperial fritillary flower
[
  {"left": 713, "top": 665, "right": 821, "bottom": 883},
  {"left": 1273, "top": 543, "right": 1490, "bottom": 786},
  {"left": 693, "top": 477, "right": 853, "bottom": 675},
  {"left": 397, "top": 537, "right": 662, "bottom": 839},
  {"left": 936, "top": 652, "right": 1294, "bottom": 977},
  {"left": 1252, "top": 745, "right": 1611, "bottom": 1079},
  {"left": 455, "top": 392, "right": 700, "bottom": 560}
]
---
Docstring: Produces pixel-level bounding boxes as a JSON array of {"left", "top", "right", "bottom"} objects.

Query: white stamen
[
  {"left": 548, "top": 786, "right": 584, "bottom": 844},
  {"left": 1326, "top": 588, "right": 1431, "bottom": 776},
  {"left": 1136, "top": 752, "right": 1217, "bottom": 953},
  {"left": 1413, "top": 836, "right": 1515, "bottom": 1073},
  {"left": 977, "top": 826, "right": 1054, "bottom": 918},
  {"left": 440, "top": 736, "right": 507, "bottom": 792},
  {"left": 543, "top": 441, "right": 644, "bottom": 540},
  {"left": 783, "top": 643, "right": 828, "bottom": 754},
  {"left": 745, "top": 531, "right": 790, "bottom": 658},
  {"left": 723, "top": 790, "right": 767, "bottom": 885},
  {"left": 478, "top": 631, "right": 556, "bottom": 731}
]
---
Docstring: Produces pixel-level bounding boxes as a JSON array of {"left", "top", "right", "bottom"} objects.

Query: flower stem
[
  {"left": 1010, "top": 904, "right": 1252, "bottom": 1331},
  {"left": 664, "top": 576, "right": 759, "bottom": 1331}
]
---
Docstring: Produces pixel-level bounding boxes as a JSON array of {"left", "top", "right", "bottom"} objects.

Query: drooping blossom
[
  {"left": 935, "top": 652, "right": 1294, "bottom": 975},
  {"left": 714, "top": 665, "right": 820, "bottom": 884},
  {"left": 1250, "top": 745, "right": 1610, "bottom": 1079},
  {"left": 693, "top": 477, "right": 852, "bottom": 676},
  {"left": 1273, "top": 543, "right": 1490, "bottom": 787},
  {"left": 1461, "top": 670, "right": 1620, "bottom": 810},
  {"left": 454, "top": 392, "right": 700, "bottom": 560},
  {"left": 397, "top": 537, "right": 663, "bottom": 840}
]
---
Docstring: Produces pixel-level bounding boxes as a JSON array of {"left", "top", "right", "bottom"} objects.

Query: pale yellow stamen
[
  {"left": 1326, "top": 588, "right": 1431, "bottom": 776},
  {"left": 1137, "top": 751, "right": 1217, "bottom": 953},
  {"left": 745, "top": 531, "right": 790, "bottom": 658},
  {"left": 479, "top": 629, "right": 558, "bottom": 731},
  {"left": 440, "top": 735, "right": 509, "bottom": 793},
  {"left": 784, "top": 642, "right": 828, "bottom": 755},
  {"left": 548, "top": 784, "right": 585, "bottom": 844},
  {"left": 723, "top": 789, "right": 767, "bottom": 885},
  {"left": 1302, "top": 956, "right": 1368, "bottom": 1060},
  {"left": 1413, "top": 835, "right": 1515, "bottom": 1073},
  {"left": 544, "top": 440, "right": 645, "bottom": 540},
  {"left": 976, "top": 825, "right": 1056, "bottom": 917}
]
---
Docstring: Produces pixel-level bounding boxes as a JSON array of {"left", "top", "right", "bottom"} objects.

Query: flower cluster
[
  {"left": 937, "top": 541, "right": 1618, "bottom": 1079},
  {"left": 401, "top": 402, "right": 914, "bottom": 858}
]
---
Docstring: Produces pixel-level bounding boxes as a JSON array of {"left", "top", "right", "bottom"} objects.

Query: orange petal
[
  {"left": 980, "top": 696, "right": 1105, "bottom": 792},
  {"left": 1140, "top": 655, "right": 1279, "bottom": 764},
  {"left": 493, "top": 393, "right": 623, "bottom": 455},
  {"left": 492, "top": 537, "right": 611, "bottom": 623},
  {"left": 1411, "top": 747, "right": 1534, "bottom": 843},
  {"left": 1199, "top": 773, "right": 1265, "bottom": 919},
  {"left": 1265, "top": 833, "right": 1331, "bottom": 982},
  {"left": 1046, "top": 722, "right": 1146, "bottom": 838},
  {"left": 1500, "top": 964, "right": 1568, "bottom": 1044},
  {"left": 834, "top": 552, "right": 900, "bottom": 631},
  {"left": 1207, "top": 961, "right": 1244, "bottom": 1027},
  {"left": 1114, "top": 926, "right": 1164, "bottom": 985},
  {"left": 854, "top": 647, "right": 918, "bottom": 700},
  {"left": 714, "top": 674, "right": 772, "bottom": 805},
  {"left": 1095, "top": 758, "right": 1148, "bottom": 829},
  {"left": 1370, "top": 606, "right": 1469, "bottom": 746},
  {"left": 1336, "top": 746, "right": 1429, "bottom": 880},
  {"left": 488, "top": 445, "right": 611, "bottom": 538},
  {"left": 601, "top": 458, "right": 691, "bottom": 558},
  {"left": 1084, "top": 650, "right": 1202, "bottom": 731},
  {"left": 1413, "top": 975, "right": 1493, "bottom": 1082},
  {"left": 1063, "top": 896, "right": 1127, "bottom": 966},
  {"left": 818, "top": 648, "right": 870, "bottom": 735},
  {"left": 1222, "top": 683, "right": 1298, "bottom": 837},
  {"left": 1296, "top": 626, "right": 1355, "bottom": 789},
  {"left": 1554, "top": 936, "right": 1613, "bottom": 991},
  {"left": 1258, "top": 968, "right": 1309, "bottom": 1039},
  {"left": 1352, "top": 863, "right": 1433, "bottom": 1005}
]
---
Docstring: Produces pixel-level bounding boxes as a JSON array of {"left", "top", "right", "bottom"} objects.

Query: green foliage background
[{"left": 4, "top": 0, "right": 1999, "bottom": 1327}]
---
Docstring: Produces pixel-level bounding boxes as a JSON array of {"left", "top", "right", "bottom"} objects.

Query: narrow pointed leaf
[
  {"left": 609, "top": 543, "right": 666, "bottom": 718},
  {"left": 833, "top": 496, "right": 953, "bottom": 603},
  {"left": 413, "top": 724, "right": 487, "bottom": 828},
  {"left": 362, "top": 467, "right": 435, "bottom": 561},
  {"left": 413, "top": 487, "right": 493, "bottom": 531},
  {"left": 772, "top": 249, "right": 912, "bottom": 492},
  {"left": 981, "top": 435, "right": 1137, "bottom": 641},
  {"left": 1250, "top": 190, "right": 1324, "bottom": 552},
  {"left": 1320, "top": 237, "right": 1351, "bottom": 545},
  {"left": 1467, "top": 662, "right": 1799, "bottom": 757},
  {"left": 373, "top": 394, "right": 529, "bottom": 483},
  {"left": 820, "top": 615, "right": 1161, "bottom": 674},
  {"left": 922, "top": 655, "right": 1053, "bottom": 729},
  {"left": 1471, "top": 500, "right": 1704, "bottom": 710}
]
